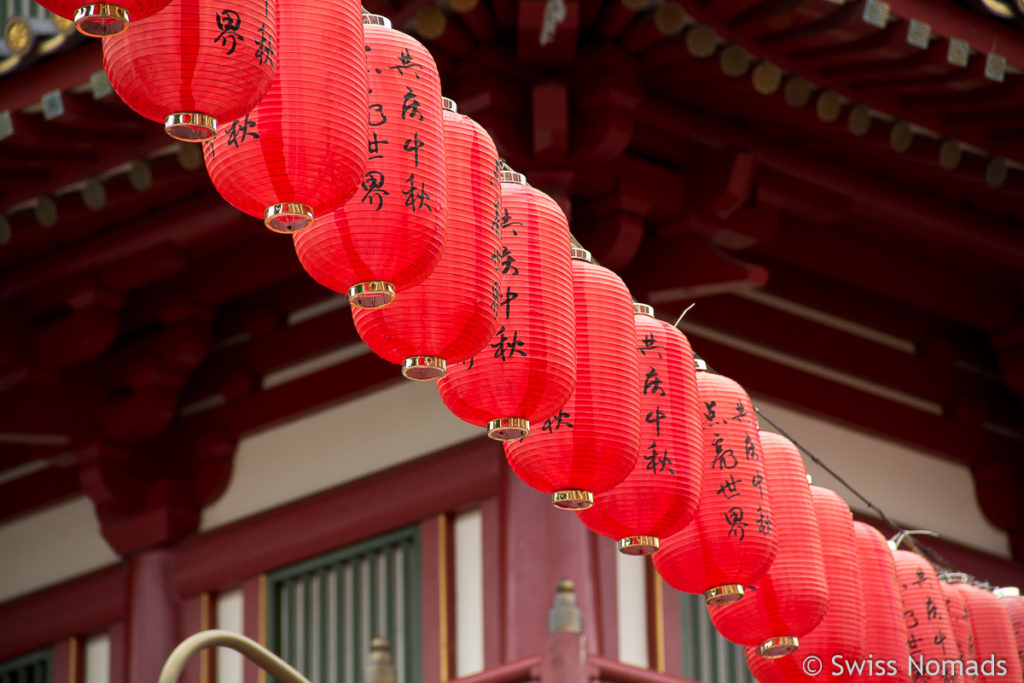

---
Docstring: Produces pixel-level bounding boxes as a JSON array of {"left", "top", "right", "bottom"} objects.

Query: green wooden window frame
[
  {"left": 267, "top": 527, "right": 421, "bottom": 683},
  {"left": 680, "top": 593, "right": 756, "bottom": 683},
  {"left": 0, "top": 648, "right": 52, "bottom": 683}
]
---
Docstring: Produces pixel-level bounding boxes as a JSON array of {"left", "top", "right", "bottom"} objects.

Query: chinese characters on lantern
[{"left": 642, "top": 349, "right": 675, "bottom": 477}]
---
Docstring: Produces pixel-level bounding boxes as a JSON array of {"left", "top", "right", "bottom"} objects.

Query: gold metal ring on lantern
[
  {"left": 633, "top": 303, "right": 654, "bottom": 317},
  {"left": 618, "top": 536, "right": 659, "bottom": 555},
  {"left": 694, "top": 358, "right": 708, "bottom": 372},
  {"left": 402, "top": 356, "right": 446, "bottom": 381},
  {"left": 74, "top": 3, "right": 129, "bottom": 36},
  {"left": 442, "top": 98, "right": 457, "bottom": 113},
  {"left": 704, "top": 584, "right": 744, "bottom": 606},
  {"left": 348, "top": 281, "right": 395, "bottom": 309},
  {"left": 552, "top": 490, "right": 594, "bottom": 510},
  {"left": 487, "top": 417, "right": 529, "bottom": 441},
  {"left": 264, "top": 203, "right": 314, "bottom": 234},
  {"left": 500, "top": 170, "right": 527, "bottom": 184},
  {"left": 758, "top": 636, "right": 799, "bottom": 658},
  {"left": 362, "top": 14, "right": 392, "bottom": 27},
  {"left": 570, "top": 248, "right": 592, "bottom": 262},
  {"left": 165, "top": 112, "right": 217, "bottom": 142}
]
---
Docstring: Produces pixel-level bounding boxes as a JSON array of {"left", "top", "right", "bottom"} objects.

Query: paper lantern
[
  {"left": 352, "top": 99, "right": 501, "bottom": 379},
  {"left": 893, "top": 550, "right": 960, "bottom": 683},
  {"left": 945, "top": 580, "right": 1023, "bottom": 682},
  {"left": 293, "top": 15, "right": 446, "bottom": 309},
  {"left": 993, "top": 587, "right": 1024, "bottom": 676},
  {"left": 435, "top": 172, "right": 575, "bottom": 440},
  {"left": 204, "top": 0, "right": 367, "bottom": 232},
  {"left": 744, "top": 487, "right": 863, "bottom": 683},
  {"left": 852, "top": 522, "right": 910, "bottom": 683},
  {"left": 653, "top": 367, "right": 777, "bottom": 605},
  {"left": 35, "top": 0, "right": 170, "bottom": 36},
  {"left": 940, "top": 576, "right": 975, "bottom": 676},
  {"left": 708, "top": 432, "right": 827, "bottom": 656},
  {"left": 103, "top": 0, "right": 277, "bottom": 140},
  {"left": 576, "top": 304, "right": 702, "bottom": 552},
  {"left": 502, "top": 249, "right": 639, "bottom": 510}
]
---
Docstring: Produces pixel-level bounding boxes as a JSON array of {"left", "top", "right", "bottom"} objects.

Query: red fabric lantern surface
[
  {"left": 203, "top": 0, "right": 368, "bottom": 233},
  {"left": 435, "top": 173, "right": 575, "bottom": 441},
  {"left": 653, "top": 369, "right": 777, "bottom": 605},
  {"left": 35, "top": 0, "right": 170, "bottom": 37},
  {"left": 993, "top": 587, "right": 1024, "bottom": 676},
  {"left": 744, "top": 487, "right": 864, "bottom": 683},
  {"left": 352, "top": 100, "right": 501, "bottom": 380},
  {"left": 940, "top": 578, "right": 976, "bottom": 680},
  {"left": 946, "top": 581, "right": 1024, "bottom": 683},
  {"left": 849, "top": 522, "right": 910, "bottom": 683},
  {"left": 575, "top": 304, "right": 702, "bottom": 553},
  {"left": 502, "top": 250, "right": 639, "bottom": 510},
  {"left": 293, "top": 15, "right": 446, "bottom": 309},
  {"left": 892, "top": 550, "right": 962, "bottom": 683},
  {"left": 708, "top": 432, "right": 827, "bottom": 656},
  {"left": 103, "top": 0, "right": 277, "bottom": 140}
]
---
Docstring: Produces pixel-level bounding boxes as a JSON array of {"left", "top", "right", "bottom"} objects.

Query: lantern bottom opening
[
  {"left": 402, "top": 356, "right": 446, "bottom": 381},
  {"left": 349, "top": 281, "right": 395, "bottom": 309},
  {"left": 487, "top": 417, "right": 529, "bottom": 440},
  {"left": 74, "top": 3, "right": 128, "bottom": 36},
  {"left": 758, "top": 637, "right": 799, "bottom": 658},
  {"left": 618, "top": 536, "right": 659, "bottom": 555},
  {"left": 165, "top": 112, "right": 217, "bottom": 142},
  {"left": 704, "top": 584, "right": 744, "bottom": 606},
  {"left": 265, "top": 203, "right": 314, "bottom": 233},
  {"left": 552, "top": 490, "right": 593, "bottom": 510}
]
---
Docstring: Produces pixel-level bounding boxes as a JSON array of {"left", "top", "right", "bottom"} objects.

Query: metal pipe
[{"left": 157, "top": 630, "right": 311, "bottom": 683}]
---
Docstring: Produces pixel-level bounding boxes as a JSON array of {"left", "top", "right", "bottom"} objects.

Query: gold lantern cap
[
  {"left": 704, "top": 584, "right": 744, "bottom": 606},
  {"left": 633, "top": 303, "right": 654, "bottom": 317},
  {"left": 349, "top": 281, "right": 395, "bottom": 309},
  {"left": 165, "top": 112, "right": 217, "bottom": 142},
  {"left": 552, "top": 489, "right": 593, "bottom": 510},
  {"left": 758, "top": 636, "right": 799, "bottom": 658},
  {"left": 75, "top": 3, "right": 129, "bottom": 36},
  {"left": 618, "top": 535, "right": 659, "bottom": 555},
  {"left": 442, "top": 97, "right": 457, "bottom": 112},
  {"left": 487, "top": 417, "right": 529, "bottom": 441},
  {"left": 363, "top": 14, "right": 392, "bottom": 27},
  {"left": 265, "top": 203, "right": 314, "bottom": 234},
  {"left": 402, "top": 356, "right": 446, "bottom": 381}
]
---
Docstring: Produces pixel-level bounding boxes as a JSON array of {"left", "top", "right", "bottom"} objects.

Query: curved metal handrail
[{"left": 157, "top": 630, "right": 312, "bottom": 683}]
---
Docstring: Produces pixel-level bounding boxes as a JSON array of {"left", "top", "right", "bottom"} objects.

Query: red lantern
[
  {"left": 35, "top": 0, "right": 170, "bottom": 36},
  {"left": 993, "top": 587, "right": 1024, "bottom": 676},
  {"left": 744, "top": 487, "right": 863, "bottom": 683},
  {"left": 940, "top": 576, "right": 975, "bottom": 677},
  {"left": 708, "top": 432, "right": 827, "bottom": 656},
  {"left": 203, "top": 0, "right": 368, "bottom": 233},
  {"left": 352, "top": 100, "right": 501, "bottom": 380},
  {"left": 653, "top": 368, "right": 777, "bottom": 605},
  {"left": 945, "top": 580, "right": 1024, "bottom": 682},
  {"left": 103, "top": 0, "right": 277, "bottom": 141},
  {"left": 293, "top": 15, "right": 446, "bottom": 309},
  {"left": 502, "top": 249, "right": 639, "bottom": 510},
  {"left": 435, "top": 172, "right": 575, "bottom": 441},
  {"left": 575, "top": 304, "right": 702, "bottom": 552},
  {"left": 852, "top": 522, "right": 910, "bottom": 683},
  {"left": 893, "top": 550, "right": 959, "bottom": 683}
]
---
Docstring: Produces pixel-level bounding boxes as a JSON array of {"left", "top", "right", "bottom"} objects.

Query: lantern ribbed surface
[
  {"left": 744, "top": 487, "right": 864, "bottom": 683},
  {"left": 293, "top": 18, "right": 446, "bottom": 308},
  {"left": 103, "top": 0, "right": 277, "bottom": 140},
  {"left": 994, "top": 590, "right": 1024, "bottom": 676},
  {"left": 850, "top": 523, "right": 910, "bottom": 683},
  {"left": 708, "top": 432, "right": 827, "bottom": 654},
  {"left": 352, "top": 105, "right": 502, "bottom": 379},
  {"left": 36, "top": 0, "right": 170, "bottom": 36},
  {"left": 947, "top": 582, "right": 1023, "bottom": 682},
  {"left": 502, "top": 255, "right": 640, "bottom": 509},
  {"left": 653, "top": 372, "right": 777, "bottom": 602},
  {"left": 435, "top": 179, "right": 575, "bottom": 440},
  {"left": 940, "top": 580, "right": 975, "bottom": 677},
  {"left": 892, "top": 550, "right": 960, "bottom": 683},
  {"left": 203, "top": 0, "right": 368, "bottom": 233},
  {"left": 576, "top": 310, "right": 702, "bottom": 553}
]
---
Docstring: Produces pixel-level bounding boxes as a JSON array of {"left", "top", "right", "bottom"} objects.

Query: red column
[{"left": 126, "top": 549, "right": 181, "bottom": 683}]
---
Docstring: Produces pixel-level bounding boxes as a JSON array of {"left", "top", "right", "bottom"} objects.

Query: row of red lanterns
[{"left": 66, "top": 0, "right": 1024, "bottom": 676}]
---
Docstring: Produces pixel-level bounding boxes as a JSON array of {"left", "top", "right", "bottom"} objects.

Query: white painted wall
[
  {"left": 83, "top": 631, "right": 110, "bottom": 683},
  {"left": 453, "top": 508, "right": 484, "bottom": 677},
  {"left": 216, "top": 588, "right": 245, "bottom": 683},
  {"left": 201, "top": 380, "right": 482, "bottom": 531},
  {"left": 616, "top": 552, "right": 649, "bottom": 669},
  {"left": 0, "top": 496, "right": 117, "bottom": 603},
  {"left": 755, "top": 397, "right": 1008, "bottom": 557}
]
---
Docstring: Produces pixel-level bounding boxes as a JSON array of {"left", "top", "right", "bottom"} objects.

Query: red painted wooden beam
[{"left": 0, "top": 41, "right": 102, "bottom": 114}]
